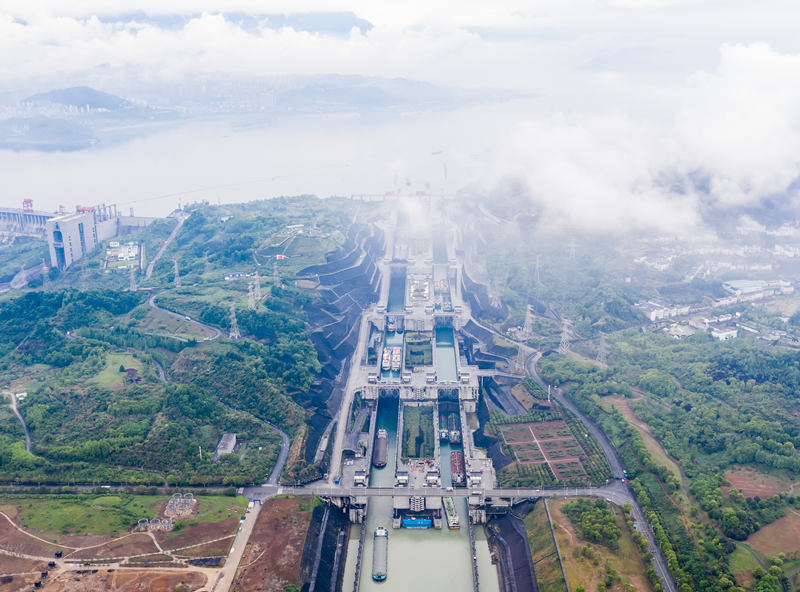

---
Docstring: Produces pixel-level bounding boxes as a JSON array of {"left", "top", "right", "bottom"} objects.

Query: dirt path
[
  {"left": 4, "top": 391, "right": 31, "bottom": 452},
  {"left": 63, "top": 531, "right": 151, "bottom": 558},
  {"left": 145, "top": 214, "right": 186, "bottom": 280},
  {"left": 0, "top": 511, "right": 76, "bottom": 550},
  {"left": 611, "top": 394, "right": 689, "bottom": 498}
]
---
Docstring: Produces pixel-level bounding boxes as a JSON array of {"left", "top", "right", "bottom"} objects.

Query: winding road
[
  {"left": 147, "top": 291, "right": 222, "bottom": 342},
  {"left": 525, "top": 351, "right": 678, "bottom": 592}
]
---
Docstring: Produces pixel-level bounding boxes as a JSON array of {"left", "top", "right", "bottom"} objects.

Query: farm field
[
  {"left": 0, "top": 494, "right": 163, "bottom": 540},
  {"left": 231, "top": 496, "right": 318, "bottom": 592},
  {"left": 40, "top": 569, "right": 208, "bottom": 591},
  {"left": 728, "top": 545, "right": 761, "bottom": 589},
  {"left": 721, "top": 466, "right": 794, "bottom": 498},
  {"left": 0, "top": 493, "right": 246, "bottom": 589},
  {"left": 498, "top": 420, "right": 587, "bottom": 480},
  {"left": 549, "top": 498, "right": 655, "bottom": 592},
  {"left": 0, "top": 494, "right": 246, "bottom": 551},
  {"left": 523, "top": 501, "right": 567, "bottom": 592}
]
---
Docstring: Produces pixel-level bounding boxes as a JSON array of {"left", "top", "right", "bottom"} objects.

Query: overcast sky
[{"left": 3, "top": 1, "right": 800, "bottom": 233}]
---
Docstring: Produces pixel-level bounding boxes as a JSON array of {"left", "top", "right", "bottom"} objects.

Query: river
[{"left": 341, "top": 397, "right": 500, "bottom": 592}]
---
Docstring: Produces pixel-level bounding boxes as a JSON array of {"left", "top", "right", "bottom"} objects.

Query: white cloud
[
  {"left": 2, "top": 2, "right": 800, "bottom": 233},
  {"left": 479, "top": 42, "right": 800, "bottom": 233}
]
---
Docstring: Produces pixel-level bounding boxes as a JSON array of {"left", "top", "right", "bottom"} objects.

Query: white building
[{"left": 712, "top": 327, "right": 738, "bottom": 341}]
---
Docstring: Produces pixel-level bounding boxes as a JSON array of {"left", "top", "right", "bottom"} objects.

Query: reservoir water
[{"left": 342, "top": 399, "right": 500, "bottom": 592}]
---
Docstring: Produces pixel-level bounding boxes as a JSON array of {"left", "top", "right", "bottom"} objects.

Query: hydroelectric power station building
[{"left": 46, "top": 204, "right": 155, "bottom": 270}]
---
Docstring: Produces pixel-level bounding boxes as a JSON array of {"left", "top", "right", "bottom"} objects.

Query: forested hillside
[{"left": 539, "top": 333, "right": 800, "bottom": 592}]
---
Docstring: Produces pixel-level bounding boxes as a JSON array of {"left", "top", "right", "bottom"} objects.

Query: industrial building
[
  {"left": 46, "top": 204, "right": 155, "bottom": 270},
  {"left": 0, "top": 199, "right": 58, "bottom": 237}
]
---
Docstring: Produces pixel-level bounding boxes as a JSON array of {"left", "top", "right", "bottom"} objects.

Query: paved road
[
  {"left": 148, "top": 291, "right": 222, "bottom": 341},
  {"left": 220, "top": 403, "right": 290, "bottom": 486},
  {"left": 213, "top": 502, "right": 262, "bottom": 592},
  {"left": 328, "top": 312, "right": 371, "bottom": 484},
  {"left": 243, "top": 482, "right": 632, "bottom": 502},
  {"left": 265, "top": 421, "right": 290, "bottom": 485},
  {"left": 525, "top": 352, "right": 678, "bottom": 592}
]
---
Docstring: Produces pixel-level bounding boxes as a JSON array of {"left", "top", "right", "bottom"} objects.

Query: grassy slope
[
  {"left": 90, "top": 353, "right": 144, "bottom": 389},
  {"left": 728, "top": 545, "right": 760, "bottom": 589},
  {"left": 0, "top": 494, "right": 246, "bottom": 539},
  {"left": 523, "top": 501, "right": 568, "bottom": 592},
  {"left": 550, "top": 498, "right": 655, "bottom": 592}
]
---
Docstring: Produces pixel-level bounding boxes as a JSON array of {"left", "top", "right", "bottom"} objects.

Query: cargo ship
[
  {"left": 372, "top": 429, "right": 388, "bottom": 468},
  {"left": 439, "top": 415, "right": 450, "bottom": 441},
  {"left": 381, "top": 348, "right": 391, "bottom": 371},
  {"left": 450, "top": 450, "right": 466, "bottom": 487},
  {"left": 391, "top": 347, "right": 402, "bottom": 371},
  {"left": 443, "top": 497, "right": 460, "bottom": 530},
  {"left": 372, "top": 526, "right": 389, "bottom": 581},
  {"left": 448, "top": 414, "right": 462, "bottom": 445}
]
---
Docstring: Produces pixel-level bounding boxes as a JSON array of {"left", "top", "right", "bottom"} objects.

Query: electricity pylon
[
  {"left": 229, "top": 303, "right": 241, "bottom": 340},
  {"left": 558, "top": 318, "right": 572, "bottom": 354}
]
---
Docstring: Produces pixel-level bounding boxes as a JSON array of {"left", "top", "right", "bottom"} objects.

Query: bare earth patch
[
  {"left": 42, "top": 568, "right": 206, "bottom": 591},
  {"left": 66, "top": 533, "right": 159, "bottom": 560},
  {"left": 746, "top": 511, "right": 800, "bottom": 557},
  {"left": 231, "top": 497, "right": 314, "bottom": 592},
  {"left": 722, "top": 466, "right": 790, "bottom": 499},
  {"left": 550, "top": 499, "right": 654, "bottom": 592},
  {"left": 156, "top": 517, "right": 239, "bottom": 551},
  {"left": 0, "top": 513, "right": 71, "bottom": 557}
]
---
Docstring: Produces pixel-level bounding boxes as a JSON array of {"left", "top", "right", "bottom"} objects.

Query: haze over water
[{"left": 0, "top": 100, "right": 534, "bottom": 216}]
